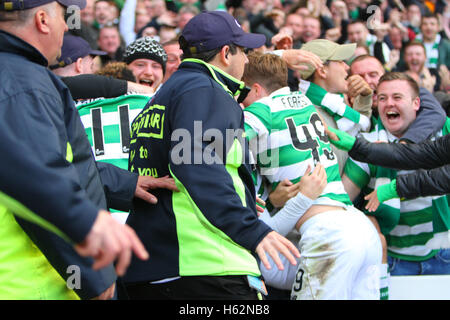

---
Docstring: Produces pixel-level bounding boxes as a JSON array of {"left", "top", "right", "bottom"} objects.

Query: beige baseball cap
[{"left": 299, "top": 39, "right": 356, "bottom": 79}]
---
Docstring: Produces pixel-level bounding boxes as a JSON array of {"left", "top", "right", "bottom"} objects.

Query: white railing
[{"left": 389, "top": 275, "right": 450, "bottom": 300}]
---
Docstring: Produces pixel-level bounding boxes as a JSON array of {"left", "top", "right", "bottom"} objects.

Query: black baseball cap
[
  {"left": 0, "top": 0, "right": 86, "bottom": 11},
  {"left": 50, "top": 34, "right": 106, "bottom": 69},
  {"left": 181, "top": 10, "right": 266, "bottom": 53}
]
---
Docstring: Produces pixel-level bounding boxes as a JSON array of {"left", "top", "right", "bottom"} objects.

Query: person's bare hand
[
  {"left": 385, "top": 49, "right": 400, "bottom": 70},
  {"left": 298, "top": 164, "right": 327, "bottom": 200},
  {"left": 307, "top": 0, "right": 321, "bottom": 17},
  {"left": 281, "top": 49, "right": 323, "bottom": 72},
  {"left": 421, "top": 68, "right": 436, "bottom": 92},
  {"left": 271, "top": 30, "right": 294, "bottom": 50},
  {"left": 321, "top": 114, "right": 343, "bottom": 143},
  {"left": 92, "top": 283, "right": 116, "bottom": 300},
  {"left": 255, "top": 231, "right": 300, "bottom": 270},
  {"left": 374, "top": 22, "right": 390, "bottom": 40},
  {"left": 324, "top": 121, "right": 338, "bottom": 142},
  {"left": 332, "top": 0, "right": 348, "bottom": 20},
  {"left": 269, "top": 178, "right": 300, "bottom": 208},
  {"left": 256, "top": 197, "right": 266, "bottom": 216},
  {"left": 156, "top": 11, "right": 176, "bottom": 27},
  {"left": 392, "top": 0, "right": 405, "bottom": 11},
  {"left": 127, "top": 81, "right": 155, "bottom": 95},
  {"left": 75, "top": 210, "right": 149, "bottom": 276},
  {"left": 438, "top": 65, "right": 450, "bottom": 91},
  {"left": 320, "top": 0, "right": 332, "bottom": 18},
  {"left": 325, "top": 27, "right": 341, "bottom": 42},
  {"left": 347, "top": 74, "right": 373, "bottom": 98},
  {"left": 135, "top": 175, "right": 178, "bottom": 204},
  {"left": 277, "top": 26, "right": 293, "bottom": 37},
  {"left": 364, "top": 189, "right": 380, "bottom": 212}
]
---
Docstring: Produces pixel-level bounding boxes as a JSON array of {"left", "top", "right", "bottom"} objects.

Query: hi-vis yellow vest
[{"left": 0, "top": 205, "right": 79, "bottom": 300}]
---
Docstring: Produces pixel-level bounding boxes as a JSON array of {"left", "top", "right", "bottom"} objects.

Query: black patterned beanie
[{"left": 123, "top": 37, "right": 168, "bottom": 74}]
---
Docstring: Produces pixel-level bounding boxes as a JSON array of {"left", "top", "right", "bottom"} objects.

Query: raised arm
[{"left": 327, "top": 126, "right": 450, "bottom": 170}]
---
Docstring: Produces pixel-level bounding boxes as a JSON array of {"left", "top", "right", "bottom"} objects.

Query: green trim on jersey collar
[{"left": 182, "top": 58, "right": 246, "bottom": 97}]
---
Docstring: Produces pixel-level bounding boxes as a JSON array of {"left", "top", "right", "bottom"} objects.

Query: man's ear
[
  {"left": 315, "top": 65, "right": 327, "bottom": 79},
  {"left": 34, "top": 9, "right": 51, "bottom": 34},
  {"left": 252, "top": 83, "right": 262, "bottom": 98},
  {"left": 253, "top": 83, "right": 269, "bottom": 100},
  {"left": 219, "top": 45, "right": 232, "bottom": 66},
  {"left": 74, "top": 57, "right": 84, "bottom": 74},
  {"left": 412, "top": 96, "right": 421, "bottom": 112}
]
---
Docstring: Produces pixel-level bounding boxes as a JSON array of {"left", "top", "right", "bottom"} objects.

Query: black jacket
[
  {"left": 123, "top": 59, "right": 271, "bottom": 283},
  {"left": 399, "top": 87, "right": 446, "bottom": 144},
  {"left": 349, "top": 134, "right": 450, "bottom": 198},
  {"left": 61, "top": 74, "right": 128, "bottom": 100},
  {"left": 0, "top": 30, "right": 138, "bottom": 299}
]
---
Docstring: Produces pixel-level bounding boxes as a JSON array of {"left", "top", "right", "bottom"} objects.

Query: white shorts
[{"left": 291, "top": 207, "right": 382, "bottom": 300}]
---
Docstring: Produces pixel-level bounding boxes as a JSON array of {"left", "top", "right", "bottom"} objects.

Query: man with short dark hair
[
  {"left": 97, "top": 24, "right": 123, "bottom": 64},
  {"left": 350, "top": 54, "right": 446, "bottom": 141},
  {"left": 327, "top": 114, "right": 450, "bottom": 204},
  {"left": 284, "top": 12, "right": 303, "bottom": 49},
  {"left": 403, "top": 41, "right": 439, "bottom": 92},
  {"left": 122, "top": 10, "right": 300, "bottom": 300},
  {"left": 162, "top": 39, "right": 182, "bottom": 83},
  {"left": 403, "top": 3, "right": 422, "bottom": 39},
  {"left": 347, "top": 20, "right": 391, "bottom": 64},
  {"left": 416, "top": 14, "right": 450, "bottom": 71},
  {"left": 341, "top": 72, "right": 450, "bottom": 278},
  {"left": 301, "top": 15, "right": 321, "bottom": 43},
  {"left": 93, "top": 0, "right": 116, "bottom": 28}
]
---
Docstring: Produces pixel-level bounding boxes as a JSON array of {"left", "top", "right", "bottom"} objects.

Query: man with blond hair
[{"left": 241, "top": 52, "right": 381, "bottom": 300}]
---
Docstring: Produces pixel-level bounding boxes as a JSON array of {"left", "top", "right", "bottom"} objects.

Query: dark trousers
[
  {"left": 265, "top": 286, "right": 290, "bottom": 300},
  {"left": 123, "top": 276, "right": 261, "bottom": 300}
]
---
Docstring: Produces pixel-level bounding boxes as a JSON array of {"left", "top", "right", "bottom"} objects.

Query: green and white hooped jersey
[
  {"left": 76, "top": 94, "right": 152, "bottom": 221},
  {"left": 244, "top": 87, "right": 352, "bottom": 208},
  {"left": 76, "top": 93, "right": 152, "bottom": 169},
  {"left": 344, "top": 123, "right": 450, "bottom": 261}
]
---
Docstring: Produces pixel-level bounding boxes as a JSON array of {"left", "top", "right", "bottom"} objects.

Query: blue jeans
[{"left": 388, "top": 249, "right": 450, "bottom": 275}]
